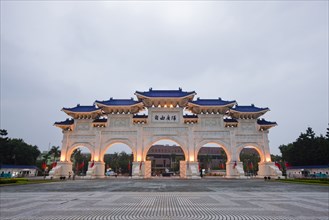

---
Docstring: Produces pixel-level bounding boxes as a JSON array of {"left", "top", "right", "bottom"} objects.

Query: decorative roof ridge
[
  {"left": 183, "top": 114, "right": 198, "bottom": 118},
  {"left": 135, "top": 88, "right": 196, "bottom": 98},
  {"left": 230, "top": 104, "right": 270, "bottom": 112},
  {"left": 133, "top": 114, "right": 148, "bottom": 118},
  {"left": 190, "top": 98, "right": 236, "bottom": 105},
  {"left": 224, "top": 118, "right": 238, "bottom": 122},
  {"left": 62, "top": 104, "right": 100, "bottom": 113},
  {"left": 95, "top": 98, "right": 142, "bottom": 106},
  {"left": 54, "top": 118, "right": 74, "bottom": 125},
  {"left": 93, "top": 118, "right": 107, "bottom": 123},
  {"left": 257, "top": 118, "right": 277, "bottom": 125}
]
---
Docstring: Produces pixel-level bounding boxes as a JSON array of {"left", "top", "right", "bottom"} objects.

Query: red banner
[{"left": 41, "top": 161, "right": 47, "bottom": 170}]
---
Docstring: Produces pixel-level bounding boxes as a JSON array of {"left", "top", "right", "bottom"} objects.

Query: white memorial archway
[{"left": 50, "top": 88, "right": 282, "bottom": 179}]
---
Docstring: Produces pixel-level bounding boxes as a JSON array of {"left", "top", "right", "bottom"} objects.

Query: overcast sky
[{"left": 1, "top": 1, "right": 328, "bottom": 155}]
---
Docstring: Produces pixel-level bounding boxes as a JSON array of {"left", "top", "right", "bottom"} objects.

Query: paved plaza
[{"left": 1, "top": 178, "right": 328, "bottom": 220}]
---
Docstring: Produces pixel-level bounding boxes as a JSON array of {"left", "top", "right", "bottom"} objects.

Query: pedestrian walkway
[{"left": 0, "top": 179, "right": 328, "bottom": 219}]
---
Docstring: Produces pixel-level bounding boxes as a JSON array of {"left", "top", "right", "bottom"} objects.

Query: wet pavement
[{"left": 1, "top": 178, "right": 328, "bottom": 219}]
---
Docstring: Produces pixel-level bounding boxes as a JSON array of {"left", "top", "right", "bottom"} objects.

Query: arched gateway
[{"left": 50, "top": 88, "right": 282, "bottom": 179}]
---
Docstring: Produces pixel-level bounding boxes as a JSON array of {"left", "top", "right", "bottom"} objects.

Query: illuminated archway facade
[{"left": 51, "top": 88, "right": 282, "bottom": 179}]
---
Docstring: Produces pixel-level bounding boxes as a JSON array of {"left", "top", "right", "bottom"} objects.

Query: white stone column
[
  {"left": 226, "top": 161, "right": 245, "bottom": 178},
  {"left": 60, "top": 130, "right": 70, "bottom": 162},
  {"left": 86, "top": 161, "right": 105, "bottom": 179},
  {"left": 132, "top": 161, "right": 143, "bottom": 179},
  {"left": 258, "top": 162, "right": 283, "bottom": 178},
  {"left": 144, "top": 161, "right": 151, "bottom": 178},
  {"left": 94, "top": 130, "right": 102, "bottom": 162},
  {"left": 261, "top": 131, "right": 272, "bottom": 162},
  {"left": 180, "top": 161, "right": 187, "bottom": 178},
  {"left": 49, "top": 131, "right": 72, "bottom": 179},
  {"left": 48, "top": 161, "right": 73, "bottom": 179}
]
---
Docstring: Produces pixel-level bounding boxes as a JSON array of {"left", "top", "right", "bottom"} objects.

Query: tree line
[
  {"left": 279, "top": 127, "right": 329, "bottom": 166},
  {"left": 0, "top": 129, "right": 40, "bottom": 165}
]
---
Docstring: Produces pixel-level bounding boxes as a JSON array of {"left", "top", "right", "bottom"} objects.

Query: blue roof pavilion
[
  {"left": 187, "top": 98, "right": 236, "bottom": 114},
  {"left": 135, "top": 88, "right": 196, "bottom": 107},
  {"left": 95, "top": 98, "right": 144, "bottom": 114},
  {"left": 95, "top": 98, "right": 141, "bottom": 106},
  {"left": 229, "top": 105, "right": 269, "bottom": 119},
  {"left": 135, "top": 88, "right": 196, "bottom": 98},
  {"left": 62, "top": 104, "right": 102, "bottom": 119},
  {"left": 54, "top": 118, "right": 74, "bottom": 130}
]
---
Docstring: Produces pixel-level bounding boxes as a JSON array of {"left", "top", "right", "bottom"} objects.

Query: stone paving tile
[
  {"left": 1, "top": 179, "right": 328, "bottom": 220},
  {"left": 1, "top": 191, "right": 328, "bottom": 220}
]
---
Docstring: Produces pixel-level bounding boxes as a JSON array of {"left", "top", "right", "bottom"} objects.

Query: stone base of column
[
  {"left": 258, "top": 162, "right": 283, "bottom": 179},
  {"left": 48, "top": 161, "right": 73, "bottom": 179},
  {"left": 225, "top": 161, "right": 246, "bottom": 179},
  {"left": 131, "top": 161, "right": 144, "bottom": 179},
  {"left": 86, "top": 161, "right": 105, "bottom": 179},
  {"left": 180, "top": 161, "right": 201, "bottom": 179}
]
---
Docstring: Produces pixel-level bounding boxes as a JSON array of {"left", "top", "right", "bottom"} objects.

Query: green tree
[
  {"left": 280, "top": 127, "right": 329, "bottom": 166},
  {"left": 49, "top": 146, "right": 61, "bottom": 163},
  {"left": 0, "top": 137, "right": 40, "bottom": 165}
]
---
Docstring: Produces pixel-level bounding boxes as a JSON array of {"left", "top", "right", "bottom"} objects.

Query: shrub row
[{"left": 0, "top": 178, "right": 28, "bottom": 184}]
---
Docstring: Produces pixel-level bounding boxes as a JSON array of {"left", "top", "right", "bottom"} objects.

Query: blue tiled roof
[
  {"left": 133, "top": 114, "right": 148, "bottom": 118},
  {"left": 287, "top": 165, "right": 329, "bottom": 170},
  {"left": 93, "top": 118, "right": 107, "bottom": 123},
  {"left": 0, "top": 164, "right": 38, "bottom": 169},
  {"left": 257, "top": 119, "right": 277, "bottom": 125},
  {"left": 224, "top": 118, "right": 238, "bottom": 123},
  {"left": 230, "top": 105, "right": 269, "bottom": 113},
  {"left": 183, "top": 115, "right": 198, "bottom": 118},
  {"left": 62, "top": 104, "right": 100, "bottom": 112},
  {"left": 95, "top": 98, "right": 141, "bottom": 106},
  {"left": 135, "top": 88, "right": 196, "bottom": 98},
  {"left": 54, "top": 118, "right": 74, "bottom": 125},
  {"left": 190, "top": 98, "right": 236, "bottom": 106}
]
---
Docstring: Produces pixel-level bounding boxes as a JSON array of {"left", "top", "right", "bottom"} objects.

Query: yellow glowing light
[
  {"left": 164, "top": 105, "right": 167, "bottom": 108},
  {"left": 170, "top": 104, "right": 173, "bottom": 108},
  {"left": 94, "top": 156, "right": 99, "bottom": 161},
  {"left": 60, "top": 155, "right": 66, "bottom": 162},
  {"left": 266, "top": 157, "right": 271, "bottom": 162},
  {"left": 137, "top": 155, "right": 142, "bottom": 162},
  {"left": 189, "top": 155, "right": 194, "bottom": 162}
]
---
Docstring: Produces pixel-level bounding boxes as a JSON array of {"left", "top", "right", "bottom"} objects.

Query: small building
[
  {"left": 0, "top": 165, "right": 39, "bottom": 178},
  {"left": 286, "top": 165, "right": 329, "bottom": 178}
]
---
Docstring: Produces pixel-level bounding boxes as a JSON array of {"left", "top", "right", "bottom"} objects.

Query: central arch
[
  {"left": 143, "top": 137, "right": 188, "bottom": 161},
  {"left": 144, "top": 138, "right": 187, "bottom": 177},
  {"left": 101, "top": 139, "right": 136, "bottom": 162},
  {"left": 195, "top": 140, "right": 231, "bottom": 162}
]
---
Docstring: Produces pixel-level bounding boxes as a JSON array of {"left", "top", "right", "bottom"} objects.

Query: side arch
[
  {"left": 236, "top": 143, "right": 265, "bottom": 163},
  {"left": 143, "top": 136, "right": 188, "bottom": 161},
  {"left": 66, "top": 142, "right": 95, "bottom": 162},
  {"left": 195, "top": 140, "right": 231, "bottom": 162},
  {"left": 100, "top": 139, "right": 136, "bottom": 162}
]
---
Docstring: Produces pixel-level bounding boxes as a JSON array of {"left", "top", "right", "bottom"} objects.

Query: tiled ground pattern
[{"left": 1, "top": 191, "right": 328, "bottom": 220}]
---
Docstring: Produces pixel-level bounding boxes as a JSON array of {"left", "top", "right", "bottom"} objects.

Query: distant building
[
  {"left": 286, "top": 165, "right": 329, "bottom": 178},
  {"left": 0, "top": 165, "right": 39, "bottom": 177}
]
